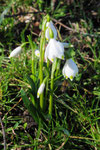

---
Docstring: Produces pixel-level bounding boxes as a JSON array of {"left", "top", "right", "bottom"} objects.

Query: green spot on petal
[
  {"left": 46, "top": 38, "right": 49, "bottom": 41},
  {"left": 51, "top": 58, "right": 54, "bottom": 62},
  {"left": 70, "top": 75, "right": 73, "bottom": 80},
  {"left": 61, "top": 55, "right": 64, "bottom": 59},
  {"left": 66, "top": 76, "right": 68, "bottom": 79}
]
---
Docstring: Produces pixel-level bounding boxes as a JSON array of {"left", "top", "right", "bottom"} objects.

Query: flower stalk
[
  {"left": 28, "top": 35, "right": 35, "bottom": 81},
  {"left": 45, "top": 59, "right": 50, "bottom": 110},
  {"left": 55, "top": 59, "right": 61, "bottom": 77},
  {"left": 49, "top": 73, "right": 54, "bottom": 115},
  {"left": 39, "top": 18, "right": 46, "bottom": 111},
  {"left": 49, "top": 58, "right": 57, "bottom": 115}
]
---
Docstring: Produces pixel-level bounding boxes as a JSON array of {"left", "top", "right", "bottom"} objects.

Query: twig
[
  {"left": 69, "top": 135, "right": 100, "bottom": 142},
  {"left": 51, "top": 17, "right": 74, "bottom": 32},
  {"left": 84, "top": 56, "right": 100, "bottom": 63},
  {"left": 56, "top": 140, "right": 66, "bottom": 150},
  {"left": 51, "top": 17, "right": 100, "bottom": 37},
  {"left": 41, "top": 131, "right": 52, "bottom": 150},
  {"left": 2, "top": 97, "right": 22, "bottom": 120},
  {"left": 0, "top": 114, "right": 6, "bottom": 150},
  {"left": 4, "top": 11, "right": 43, "bottom": 18},
  {"left": 4, "top": 8, "right": 100, "bottom": 37},
  {"left": 4, "top": 11, "right": 73, "bottom": 32}
]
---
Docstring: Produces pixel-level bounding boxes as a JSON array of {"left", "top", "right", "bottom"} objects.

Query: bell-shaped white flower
[
  {"left": 45, "top": 21, "right": 57, "bottom": 40},
  {"left": 35, "top": 49, "right": 40, "bottom": 57},
  {"left": 37, "top": 82, "right": 45, "bottom": 98},
  {"left": 62, "top": 59, "right": 78, "bottom": 81},
  {"left": 45, "top": 39, "right": 64, "bottom": 62},
  {"left": 9, "top": 46, "right": 22, "bottom": 58}
]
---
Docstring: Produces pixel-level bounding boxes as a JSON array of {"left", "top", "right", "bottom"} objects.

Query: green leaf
[
  {"left": 0, "top": 0, "right": 13, "bottom": 24},
  {"left": 21, "top": 89, "right": 39, "bottom": 124},
  {"left": 21, "top": 89, "right": 47, "bottom": 126},
  {"left": 55, "top": 127, "right": 70, "bottom": 136},
  {"left": 65, "top": 49, "right": 75, "bottom": 59},
  {"left": 56, "top": 99, "right": 77, "bottom": 114},
  {"left": 30, "top": 93, "right": 36, "bottom": 107},
  {"left": 52, "top": 58, "right": 58, "bottom": 74},
  {"left": 27, "top": 75, "right": 36, "bottom": 92}
]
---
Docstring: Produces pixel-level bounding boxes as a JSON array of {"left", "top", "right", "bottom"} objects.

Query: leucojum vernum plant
[{"left": 9, "top": 15, "right": 78, "bottom": 125}]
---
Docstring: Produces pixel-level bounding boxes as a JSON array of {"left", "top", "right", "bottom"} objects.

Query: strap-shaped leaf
[
  {"left": 21, "top": 89, "right": 39, "bottom": 123},
  {"left": 27, "top": 75, "right": 36, "bottom": 93},
  {"left": 21, "top": 89, "right": 47, "bottom": 126}
]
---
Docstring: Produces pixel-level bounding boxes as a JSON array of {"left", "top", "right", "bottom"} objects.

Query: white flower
[
  {"left": 45, "top": 21, "right": 57, "bottom": 40},
  {"left": 62, "top": 42, "right": 73, "bottom": 48},
  {"left": 35, "top": 49, "right": 40, "bottom": 57},
  {"left": 37, "top": 82, "right": 45, "bottom": 98},
  {"left": 62, "top": 59, "right": 78, "bottom": 81},
  {"left": 45, "top": 39, "right": 64, "bottom": 62},
  {"left": 9, "top": 46, "right": 22, "bottom": 58}
]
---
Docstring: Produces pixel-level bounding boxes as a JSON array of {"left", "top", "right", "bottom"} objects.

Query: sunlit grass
[{"left": 0, "top": 0, "right": 100, "bottom": 150}]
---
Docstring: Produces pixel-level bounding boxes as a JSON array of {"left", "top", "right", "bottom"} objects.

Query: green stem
[
  {"left": 28, "top": 35, "right": 35, "bottom": 81},
  {"left": 39, "top": 28, "right": 46, "bottom": 111},
  {"left": 39, "top": 36, "right": 44, "bottom": 110},
  {"left": 55, "top": 59, "right": 61, "bottom": 77},
  {"left": 49, "top": 74, "right": 54, "bottom": 115},
  {"left": 39, "top": 16, "right": 47, "bottom": 111},
  {"left": 45, "top": 59, "right": 50, "bottom": 110},
  {"left": 10, "top": 58, "right": 15, "bottom": 71},
  {"left": 49, "top": 58, "right": 57, "bottom": 115}
]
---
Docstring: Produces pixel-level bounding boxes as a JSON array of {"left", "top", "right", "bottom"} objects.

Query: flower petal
[{"left": 45, "top": 39, "right": 65, "bottom": 62}]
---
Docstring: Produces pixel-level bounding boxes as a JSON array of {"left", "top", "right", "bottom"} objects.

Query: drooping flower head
[
  {"left": 45, "top": 21, "right": 57, "bottom": 40},
  {"left": 37, "top": 82, "right": 45, "bottom": 98},
  {"left": 45, "top": 39, "right": 64, "bottom": 62},
  {"left": 62, "top": 58, "right": 78, "bottom": 81},
  {"left": 9, "top": 46, "right": 22, "bottom": 58}
]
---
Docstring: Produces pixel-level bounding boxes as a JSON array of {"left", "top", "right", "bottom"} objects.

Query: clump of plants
[{"left": 9, "top": 15, "right": 78, "bottom": 126}]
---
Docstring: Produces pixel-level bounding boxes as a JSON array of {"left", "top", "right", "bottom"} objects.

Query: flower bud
[
  {"left": 37, "top": 82, "right": 45, "bottom": 98},
  {"left": 49, "top": 27, "right": 54, "bottom": 39},
  {"left": 9, "top": 46, "right": 22, "bottom": 58},
  {"left": 45, "top": 21, "right": 57, "bottom": 40}
]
